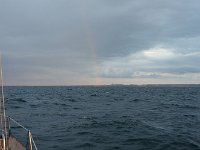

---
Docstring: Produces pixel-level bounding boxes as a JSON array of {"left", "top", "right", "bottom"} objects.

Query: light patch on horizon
[
  {"left": 100, "top": 46, "right": 200, "bottom": 84},
  {"left": 143, "top": 47, "right": 175, "bottom": 60}
]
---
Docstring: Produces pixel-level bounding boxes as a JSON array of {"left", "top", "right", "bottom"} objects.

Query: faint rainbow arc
[{"left": 80, "top": 8, "right": 104, "bottom": 85}]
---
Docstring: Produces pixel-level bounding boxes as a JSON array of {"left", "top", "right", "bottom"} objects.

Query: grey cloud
[
  {"left": 1, "top": 0, "right": 200, "bottom": 84},
  {"left": 1, "top": 0, "right": 199, "bottom": 54}
]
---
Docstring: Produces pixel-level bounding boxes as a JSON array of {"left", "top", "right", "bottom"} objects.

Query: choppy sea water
[{"left": 4, "top": 85, "right": 200, "bottom": 150}]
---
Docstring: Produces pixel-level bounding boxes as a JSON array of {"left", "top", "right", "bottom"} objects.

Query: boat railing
[
  {"left": 2, "top": 133, "right": 6, "bottom": 150},
  {"left": 0, "top": 58, "right": 38, "bottom": 149},
  {"left": 6, "top": 116, "right": 38, "bottom": 150}
]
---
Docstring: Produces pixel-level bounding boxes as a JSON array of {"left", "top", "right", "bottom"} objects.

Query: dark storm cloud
[{"left": 0, "top": 0, "right": 200, "bottom": 84}]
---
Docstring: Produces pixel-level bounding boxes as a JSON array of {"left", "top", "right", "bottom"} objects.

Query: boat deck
[
  {"left": 0, "top": 136, "right": 26, "bottom": 150},
  {"left": 0, "top": 139, "right": 3, "bottom": 150}
]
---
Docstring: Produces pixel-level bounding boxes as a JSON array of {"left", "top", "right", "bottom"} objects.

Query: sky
[{"left": 0, "top": 0, "right": 200, "bottom": 85}]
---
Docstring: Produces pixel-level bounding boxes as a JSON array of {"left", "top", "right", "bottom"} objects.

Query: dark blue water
[{"left": 4, "top": 85, "right": 200, "bottom": 150}]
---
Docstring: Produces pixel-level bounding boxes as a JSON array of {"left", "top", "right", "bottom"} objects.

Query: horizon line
[{"left": 2, "top": 83, "right": 200, "bottom": 87}]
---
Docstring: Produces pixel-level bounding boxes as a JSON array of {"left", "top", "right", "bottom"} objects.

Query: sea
[{"left": 4, "top": 85, "right": 200, "bottom": 150}]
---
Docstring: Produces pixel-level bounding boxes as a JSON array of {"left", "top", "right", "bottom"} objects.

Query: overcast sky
[{"left": 0, "top": 0, "right": 200, "bottom": 85}]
